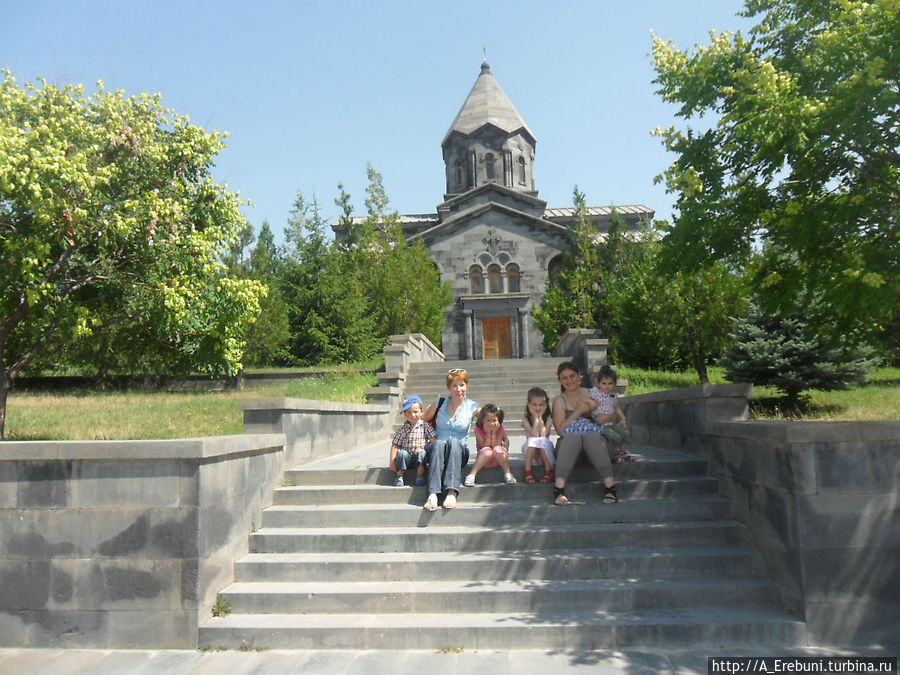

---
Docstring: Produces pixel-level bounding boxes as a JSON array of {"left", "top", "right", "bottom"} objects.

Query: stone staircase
[{"left": 199, "top": 359, "right": 807, "bottom": 651}]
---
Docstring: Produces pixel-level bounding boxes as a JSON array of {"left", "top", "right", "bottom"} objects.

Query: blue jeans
[
  {"left": 425, "top": 437, "right": 470, "bottom": 495},
  {"left": 395, "top": 449, "right": 425, "bottom": 472}
]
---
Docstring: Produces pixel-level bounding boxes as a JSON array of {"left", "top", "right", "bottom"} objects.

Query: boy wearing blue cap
[{"left": 390, "top": 395, "right": 436, "bottom": 486}]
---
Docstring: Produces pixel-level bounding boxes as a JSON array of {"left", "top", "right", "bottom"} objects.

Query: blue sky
[{"left": 3, "top": 0, "right": 752, "bottom": 244}]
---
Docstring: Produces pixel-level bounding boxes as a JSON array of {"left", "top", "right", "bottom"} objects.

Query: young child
[
  {"left": 521, "top": 387, "right": 555, "bottom": 483},
  {"left": 464, "top": 403, "right": 517, "bottom": 486},
  {"left": 389, "top": 395, "right": 435, "bottom": 486},
  {"left": 590, "top": 365, "right": 634, "bottom": 463}
]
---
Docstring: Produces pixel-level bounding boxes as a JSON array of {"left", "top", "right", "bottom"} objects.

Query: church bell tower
[{"left": 440, "top": 60, "right": 538, "bottom": 200}]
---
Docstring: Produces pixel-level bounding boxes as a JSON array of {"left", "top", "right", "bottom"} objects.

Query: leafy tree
[
  {"left": 611, "top": 245, "right": 748, "bottom": 382},
  {"left": 0, "top": 73, "right": 263, "bottom": 439},
  {"left": 721, "top": 303, "right": 878, "bottom": 405},
  {"left": 651, "top": 0, "right": 899, "bottom": 357}
]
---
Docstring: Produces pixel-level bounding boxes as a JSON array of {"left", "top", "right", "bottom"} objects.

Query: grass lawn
[
  {"left": 5, "top": 371, "right": 376, "bottom": 441},
  {"left": 618, "top": 365, "right": 900, "bottom": 421},
  {"left": 5, "top": 363, "right": 896, "bottom": 441}
]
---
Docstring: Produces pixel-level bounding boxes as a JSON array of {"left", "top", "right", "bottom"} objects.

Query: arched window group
[{"left": 469, "top": 263, "right": 522, "bottom": 294}]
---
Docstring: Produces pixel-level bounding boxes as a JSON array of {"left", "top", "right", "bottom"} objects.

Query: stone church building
[{"left": 336, "top": 61, "right": 654, "bottom": 360}]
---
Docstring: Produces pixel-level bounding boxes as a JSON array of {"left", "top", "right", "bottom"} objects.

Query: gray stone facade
[{"left": 334, "top": 61, "right": 654, "bottom": 360}]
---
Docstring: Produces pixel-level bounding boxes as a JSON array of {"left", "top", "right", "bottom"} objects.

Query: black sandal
[
  {"left": 603, "top": 484, "right": 619, "bottom": 504},
  {"left": 552, "top": 486, "right": 569, "bottom": 506}
]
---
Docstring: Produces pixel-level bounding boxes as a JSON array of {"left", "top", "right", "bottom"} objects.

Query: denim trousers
[
  {"left": 395, "top": 449, "right": 425, "bottom": 472},
  {"left": 425, "top": 437, "right": 470, "bottom": 495}
]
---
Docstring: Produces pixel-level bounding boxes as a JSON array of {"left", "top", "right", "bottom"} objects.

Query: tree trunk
[{"left": 0, "top": 372, "right": 9, "bottom": 442}]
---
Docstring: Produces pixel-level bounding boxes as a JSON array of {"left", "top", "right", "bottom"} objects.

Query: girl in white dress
[{"left": 521, "top": 387, "right": 555, "bottom": 483}]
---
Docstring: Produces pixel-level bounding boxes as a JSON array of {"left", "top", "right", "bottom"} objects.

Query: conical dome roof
[{"left": 442, "top": 61, "right": 536, "bottom": 146}]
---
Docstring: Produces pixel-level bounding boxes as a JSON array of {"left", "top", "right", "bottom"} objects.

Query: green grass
[
  {"left": 618, "top": 365, "right": 899, "bottom": 421},
  {"left": 6, "top": 362, "right": 896, "bottom": 441},
  {"left": 5, "top": 371, "right": 376, "bottom": 441}
]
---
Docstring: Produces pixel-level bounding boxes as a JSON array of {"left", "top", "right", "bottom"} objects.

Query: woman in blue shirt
[{"left": 423, "top": 369, "right": 479, "bottom": 510}]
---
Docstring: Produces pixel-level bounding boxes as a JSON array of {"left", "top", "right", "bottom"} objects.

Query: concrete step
[
  {"left": 282, "top": 453, "right": 708, "bottom": 486},
  {"left": 407, "top": 358, "right": 566, "bottom": 374},
  {"left": 217, "top": 578, "right": 783, "bottom": 614},
  {"left": 272, "top": 476, "right": 719, "bottom": 505},
  {"left": 234, "top": 546, "right": 769, "bottom": 583},
  {"left": 199, "top": 608, "right": 807, "bottom": 650},
  {"left": 248, "top": 520, "right": 750, "bottom": 554},
  {"left": 201, "top": 431, "right": 806, "bottom": 651},
  {"left": 260, "top": 496, "right": 733, "bottom": 528}
]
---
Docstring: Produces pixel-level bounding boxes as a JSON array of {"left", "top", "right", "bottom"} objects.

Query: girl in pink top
[{"left": 464, "top": 403, "right": 517, "bottom": 486}]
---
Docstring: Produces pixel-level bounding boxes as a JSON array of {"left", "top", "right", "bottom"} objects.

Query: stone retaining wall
[
  {"left": 0, "top": 399, "right": 391, "bottom": 648},
  {"left": 621, "top": 386, "right": 900, "bottom": 646}
]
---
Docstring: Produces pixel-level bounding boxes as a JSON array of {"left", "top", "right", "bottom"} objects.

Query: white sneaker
[
  {"left": 423, "top": 494, "right": 438, "bottom": 511},
  {"left": 463, "top": 474, "right": 475, "bottom": 487},
  {"left": 504, "top": 473, "right": 517, "bottom": 484},
  {"left": 443, "top": 492, "right": 457, "bottom": 508}
]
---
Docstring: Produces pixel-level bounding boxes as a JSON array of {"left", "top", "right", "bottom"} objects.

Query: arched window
[
  {"left": 548, "top": 255, "right": 565, "bottom": 285},
  {"left": 469, "top": 265, "right": 484, "bottom": 294},
  {"left": 507, "top": 264, "right": 520, "bottom": 293},
  {"left": 485, "top": 153, "right": 496, "bottom": 181},
  {"left": 455, "top": 158, "right": 463, "bottom": 186},
  {"left": 487, "top": 264, "right": 502, "bottom": 293},
  {"left": 517, "top": 156, "right": 526, "bottom": 184}
]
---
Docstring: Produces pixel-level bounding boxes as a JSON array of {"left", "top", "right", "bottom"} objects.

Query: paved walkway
[{"left": 1, "top": 646, "right": 897, "bottom": 674}]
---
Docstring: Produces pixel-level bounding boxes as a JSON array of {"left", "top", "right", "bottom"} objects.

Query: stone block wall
[
  {"left": 620, "top": 386, "right": 900, "bottom": 646},
  {"left": 0, "top": 435, "right": 284, "bottom": 648},
  {"left": 702, "top": 420, "right": 900, "bottom": 646},
  {"left": 241, "top": 398, "right": 391, "bottom": 466},
  {"left": 551, "top": 329, "right": 609, "bottom": 387},
  {"left": 0, "top": 397, "right": 392, "bottom": 648}
]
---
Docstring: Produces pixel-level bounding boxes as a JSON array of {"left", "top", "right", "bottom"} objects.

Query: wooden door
[{"left": 482, "top": 317, "right": 511, "bottom": 359}]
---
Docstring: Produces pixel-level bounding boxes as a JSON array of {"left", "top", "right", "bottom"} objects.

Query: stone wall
[
  {"left": 551, "top": 329, "right": 609, "bottom": 387},
  {"left": 0, "top": 435, "right": 283, "bottom": 648},
  {"left": 0, "top": 399, "right": 392, "bottom": 648},
  {"left": 620, "top": 386, "right": 900, "bottom": 646},
  {"left": 367, "top": 333, "right": 444, "bottom": 411}
]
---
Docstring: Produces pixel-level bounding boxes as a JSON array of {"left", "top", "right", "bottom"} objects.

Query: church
[{"left": 336, "top": 60, "right": 654, "bottom": 360}]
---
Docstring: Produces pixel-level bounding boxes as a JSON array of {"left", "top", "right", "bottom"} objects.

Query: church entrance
[{"left": 481, "top": 317, "right": 511, "bottom": 359}]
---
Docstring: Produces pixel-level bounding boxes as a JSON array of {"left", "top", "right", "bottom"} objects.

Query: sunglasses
[{"left": 448, "top": 368, "right": 467, "bottom": 374}]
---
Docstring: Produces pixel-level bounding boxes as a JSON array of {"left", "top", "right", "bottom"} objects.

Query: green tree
[
  {"left": 532, "top": 186, "right": 602, "bottom": 351},
  {"left": 281, "top": 192, "right": 380, "bottom": 364},
  {"left": 242, "top": 220, "right": 291, "bottom": 366},
  {"left": 651, "top": 0, "right": 899, "bottom": 358},
  {"left": 355, "top": 166, "right": 453, "bottom": 346},
  {"left": 0, "top": 73, "right": 264, "bottom": 439},
  {"left": 721, "top": 303, "right": 878, "bottom": 405}
]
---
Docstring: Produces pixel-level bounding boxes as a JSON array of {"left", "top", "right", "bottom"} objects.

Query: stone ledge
[
  {"left": 0, "top": 434, "right": 286, "bottom": 462},
  {"left": 621, "top": 383, "right": 754, "bottom": 405},
  {"left": 239, "top": 398, "right": 390, "bottom": 414},
  {"left": 710, "top": 419, "right": 900, "bottom": 444}
]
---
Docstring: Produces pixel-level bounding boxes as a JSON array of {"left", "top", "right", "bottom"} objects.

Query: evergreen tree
[
  {"left": 242, "top": 220, "right": 291, "bottom": 366},
  {"left": 721, "top": 303, "right": 878, "bottom": 405},
  {"left": 281, "top": 192, "right": 380, "bottom": 364},
  {"left": 355, "top": 166, "right": 453, "bottom": 346},
  {"left": 532, "top": 186, "right": 601, "bottom": 351}
]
